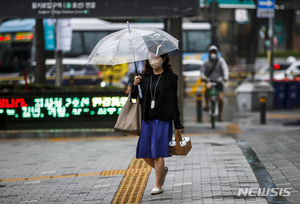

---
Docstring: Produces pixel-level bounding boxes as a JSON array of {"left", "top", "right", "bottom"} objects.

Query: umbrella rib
[
  {"left": 154, "top": 28, "right": 179, "bottom": 48},
  {"left": 139, "top": 34, "right": 150, "bottom": 58},
  {"left": 129, "top": 35, "right": 137, "bottom": 64},
  {"left": 111, "top": 29, "right": 127, "bottom": 66},
  {"left": 112, "top": 38, "right": 122, "bottom": 66},
  {"left": 88, "top": 32, "right": 114, "bottom": 64}
]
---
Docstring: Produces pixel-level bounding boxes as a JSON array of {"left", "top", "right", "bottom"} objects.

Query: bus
[{"left": 0, "top": 18, "right": 211, "bottom": 84}]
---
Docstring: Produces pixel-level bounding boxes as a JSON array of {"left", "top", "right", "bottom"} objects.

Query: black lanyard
[{"left": 150, "top": 72, "right": 163, "bottom": 109}]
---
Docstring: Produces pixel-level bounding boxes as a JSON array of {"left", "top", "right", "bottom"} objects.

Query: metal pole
[
  {"left": 165, "top": 18, "right": 184, "bottom": 128},
  {"left": 269, "top": 17, "right": 274, "bottom": 87},
  {"left": 54, "top": 19, "right": 63, "bottom": 86},
  {"left": 197, "top": 92, "right": 203, "bottom": 123},
  {"left": 232, "top": 11, "right": 237, "bottom": 65},
  {"left": 209, "top": 0, "right": 220, "bottom": 49},
  {"left": 109, "top": 75, "right": 113, "bottom": 86},
  {"left": 55, "top": 50, "right": 63, "bottom": 86},
  {"left": 260, "top": 96, "right": 266, "bottom": 125}
]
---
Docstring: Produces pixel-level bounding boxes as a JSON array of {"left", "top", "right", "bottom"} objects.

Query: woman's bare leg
[
  {"left": 154, "top": 157, "right": 164, "bottom": 189},
  {"left": 143, "top": 158, "right": 154, "bottom": 168}
]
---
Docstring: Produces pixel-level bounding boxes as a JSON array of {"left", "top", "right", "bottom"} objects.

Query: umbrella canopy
[{"left": 88, "top": 27, "right": 179, "bottom": 66}]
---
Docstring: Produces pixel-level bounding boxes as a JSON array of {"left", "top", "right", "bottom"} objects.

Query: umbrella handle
[
  {"left": 133, "top": 61, "right": 143, "bottom": 98},
  {"left": 138, "top": 84, "right": 143, "bottom": 99},
  {"left": 127, "top": 21, "right": 130, "bottom": 33}
]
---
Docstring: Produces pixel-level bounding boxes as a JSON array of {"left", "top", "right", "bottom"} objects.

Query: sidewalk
[
  {"left": 237, "top": 124, "right": 300, "bottom": 204},
  {"left": 0, "top": 137, "right": 137, "bottom": 204},
  {"left": 0, "top": 128, "right": 287, "bottom": 204},
  {"left": 184, "top": 95, "right": 300, "bottom": 204},
  {"left": 0, "top": 95, "right": 299, "bottom": 203},
  {"left": 142, "top": 133, "right": 268, "bottom": 204}
]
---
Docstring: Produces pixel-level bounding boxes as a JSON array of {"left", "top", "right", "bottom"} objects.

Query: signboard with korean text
[
  {"left": 257, "top": 0, "right": 275, "bottom": 18},
  {"left": 0, "top": 0, "right": 199, "bottom": 18},
  {"left": 201, "top": 0, "right": 255, "bottom": 9},
  {"left": 0, "top": 91, "right": 127, "bottom": 130}
]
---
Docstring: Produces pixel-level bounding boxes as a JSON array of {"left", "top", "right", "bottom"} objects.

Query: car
[
  {"left": 253, "top": 62, "right": 292, "bottom": 81},
  {"left": 182, "top": 59, "right": 204, "bottom": 95},
  {"left": 253, "top": 61, "right": 300, "bottom": 81},
  {"left": 284, "top": 61, "right": 300, "bottom": 79},
  {"left": 22, "top": 58, "right": 103, "bottom": 86}
]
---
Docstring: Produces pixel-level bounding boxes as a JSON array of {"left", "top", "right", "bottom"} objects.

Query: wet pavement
[
  {"left": 0, "top": 94, "right": 299, "bottom": 203},
  {"left": 1, "top": 131, "right": 272, "bottom": 204},
  {"left": 184, "top": 94, "right": 300, "bottom": 204},
  {"left": 237, "top": 125, "right": 300, "bottom": 204},
  {"left": 142, "top": 134, "right": 269, "bottom": 204}
]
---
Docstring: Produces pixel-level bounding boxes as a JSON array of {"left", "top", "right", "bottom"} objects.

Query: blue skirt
[{"left": 136, "top": 120, "right": 173, "bottom": 158}]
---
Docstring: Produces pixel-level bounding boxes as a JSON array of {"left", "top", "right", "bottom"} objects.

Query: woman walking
[{"left": 131, "top": 50, "right": 184, "bottom": 195}]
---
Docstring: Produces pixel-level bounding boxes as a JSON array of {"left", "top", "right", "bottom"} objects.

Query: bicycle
[{"left": 206, "top": 78, "right": 222, "bottom": 129}]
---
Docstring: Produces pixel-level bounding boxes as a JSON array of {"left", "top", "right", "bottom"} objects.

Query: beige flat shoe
[
  {"left": 161, "top": 166, "right": 168, "bottom": 186},
  {"left": 151, "top": 187, "right": 164, "bottom": 195}
]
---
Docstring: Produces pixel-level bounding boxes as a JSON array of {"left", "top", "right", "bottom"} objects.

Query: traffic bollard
[
  {"left": 197, "top": 92, "right": 203, "bottom": 123},
  {"left": 69, "top": 68, "right": 75, "bottom": 85},
  {"left": 23, "top": 70, "right": 29, "bottom": 91},
  {"left": 260, "top": 96, "right": 266, "bottom": 125},
  {"left": 109, "top": 75, "right": 113, "bottom": 86}
]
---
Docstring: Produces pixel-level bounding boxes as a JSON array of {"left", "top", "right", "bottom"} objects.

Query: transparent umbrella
[{"left": 88, "top": 22, "right": 179, "bottom": 67}]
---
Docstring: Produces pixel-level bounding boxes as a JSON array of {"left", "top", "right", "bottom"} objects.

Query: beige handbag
[{"left": 114, "top": 91, "right": 141, "bottom": 136}]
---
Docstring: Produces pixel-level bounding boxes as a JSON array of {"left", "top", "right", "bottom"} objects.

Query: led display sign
[{"left": 0, "top": 91, "right": 127, "bottom": 130}]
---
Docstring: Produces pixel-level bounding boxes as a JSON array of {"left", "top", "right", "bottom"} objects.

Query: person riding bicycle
[{"left": 201, "top": 45, "right": 229, "bottom": 122}]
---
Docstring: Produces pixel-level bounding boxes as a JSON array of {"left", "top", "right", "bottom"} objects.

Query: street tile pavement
[
  {"left": 0, "top": 133, "right": 271, "bottom": 204},
  {"left": 141, "top": 134, "right": 268, "bottom": 204},
  {"left": 239, "top": 125, "right": 300, "bottom": 204},
  {"left": 0, "top": 139, "right": 137, "bottom": 179},
  {"left": 0, "top": 138, "right": 138, "bottom": 204}
]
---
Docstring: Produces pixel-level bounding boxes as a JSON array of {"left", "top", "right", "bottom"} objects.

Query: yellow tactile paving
[
  {"left": 226, "top": 124, "right": 242, "bottom": 134},
  {"left": 111, "top": 158, "right": 152, "bottom": 204},
  {"left": 101, "top": 169, "right": 127, "bottom": 177}
]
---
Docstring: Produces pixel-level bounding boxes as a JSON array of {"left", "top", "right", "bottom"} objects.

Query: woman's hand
[{"left": 134, "top": 75, "right": 142, "bottom": 86}]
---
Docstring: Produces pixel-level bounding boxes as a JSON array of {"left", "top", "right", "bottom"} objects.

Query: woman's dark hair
[{"left": 143, "top": 53, "right": 173, "bottom": 74}]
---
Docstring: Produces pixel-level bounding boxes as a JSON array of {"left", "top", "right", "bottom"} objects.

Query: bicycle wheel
[
  {"left": 211, "top": 99, "right": 215, "bottom": 129},
  {"left": 211, "top": 115, "right": 215, "bottom": 129}
]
